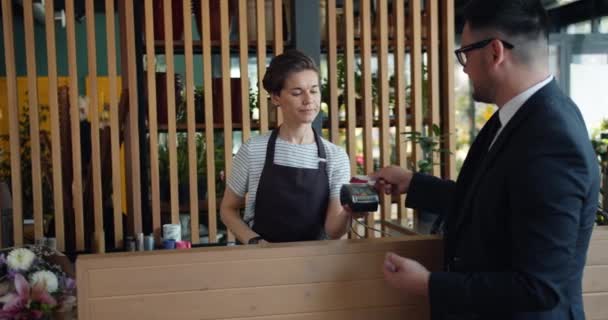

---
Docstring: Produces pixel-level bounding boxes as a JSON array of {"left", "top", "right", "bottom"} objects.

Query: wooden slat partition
[
  {"left": 45, "top": 0, "right": 65, "bottom": 251},
  {"left": 85, "top": 0, "right": 105, "bottom": 253},
  {"left": 65, "top": 0, "right": 85, "bottom": 251},
  {"left": 327, "top": 0, "right": 339, "bottom": 143},
  {"left": 394, "top": 0, "right": 408, "bottom": 219},
  {"left": 378, "top": 0, "right": 395, "bottom": 227},
  {"left": 200, "top": 0, "right": 218, "bottom": 243},
  {"left": 23, "top": 0, "right": 44, "bottom": 241},
  {"left": 257, "top": 0, "right": 269, "bottom": 133},
  {"left": 1, "top": 0, "right": 23, "bottom": 246},
  {"left": 124, "top": 0, "right": 143, "bottom": 236},
  {"left": 584, "top": 226, "right": 608, "bottom": 320},
  {"left": 360, "top": 0, "right": 374, "bottom": 238},
  {"left": 343, "top": 0, "right": 356, "bottom": 176},
  {"left": 220, "top": 0, "right": 233, "bottom": 197},
  {"left": 238, "top": 0, "right": 251, "bottom": 142},
  {"left": 409, "top": 0, "right": 423, "bottom": 177},
  {"left": 183, "top": 0, "right": 200, "bottom": 245},
  {"left": 440, "top": 0, "right": 456, "bottom": 179},
  {"left": 378, "top": 0, "right": 391, "bottom": 227},
  {"left": 106, "top": 0, "right": 123, "bottom": 248},
  {"left": 0, "top": 0, "right": 457, "bottom": 250},
  {"left": 428, "top": 0, "right": 441, "bottom": 177},
  {"left": 273, "top": 0, "right": 284, "bottom": 125},
  {"left": 344, "top": 0, "right": 356, "bottom": 238},
  {"left": 163, "top": 0, "right": 180, "bottom": 225},
  {"left": 77, "top": 236, "right": 442, "bottom": 319},
  {"left": 144, "top": 0, "right": 160, "bottom": 245},
  {"left": 409, "top": 0, "right": 423, "bottom": 228}
]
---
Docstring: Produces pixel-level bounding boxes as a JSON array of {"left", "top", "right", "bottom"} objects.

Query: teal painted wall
[{"left": 0, "top": 13, "right": 121, "bottom": 95}]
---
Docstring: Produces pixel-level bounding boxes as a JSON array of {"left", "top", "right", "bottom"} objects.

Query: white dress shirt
[{"left": 489, "top": 75, "right": 554, "bottom": 149}]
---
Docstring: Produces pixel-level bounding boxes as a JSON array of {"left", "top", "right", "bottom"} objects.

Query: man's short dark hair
[
  {"left": 464, "top": 0, "right": 549, "bottom": 41},
  {"left": 262, "top": 50, "right": 319, "bottom": 96}
]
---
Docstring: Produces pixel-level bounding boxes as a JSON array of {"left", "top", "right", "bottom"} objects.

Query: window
[
  {"left": 566, "top": 21, "right": 592, "bottom": 34},
  {"left": 600, "top": 16, "right": 608, "bottom": 34}
]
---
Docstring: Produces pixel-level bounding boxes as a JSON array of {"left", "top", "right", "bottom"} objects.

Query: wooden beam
[
  {"left": 143, "top": 0, "right": 158, "bottom": 246},
  {"left": 86, "top": 0, "right": 105, "bottom": 253},
  {"left": 66, "top": 0, "right": 85, "bottom": 251},
  {"left": 45, "top": 0, "right": 65, "bottom": 251},
  {"left": 1, "top": 0, "right": 23, "bottom": 246},
  {"left": 23, "top": 0, "right": 44, "bottom": 242},
  {"left": 183, "top": 0, "right": 200, "bottom": 244}
]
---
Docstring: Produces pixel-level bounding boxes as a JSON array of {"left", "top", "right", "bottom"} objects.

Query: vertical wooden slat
[
  {"left": 410, "top": 0, "right": 423, "bottom": 167},
  {"left": 107, "top": 0, "right": 123, "bottom": 249},
  {"left": 361, "top": 0, "right": 374, "bottom": 238},
  {"left": 377, "top": 0, "right": 390, "bottom": 232},
  {"left": 220, "top": 0, "right": 233, "bottom": 244},
  {"left": 231, "top": 0, "right": 251, "bottom": 244},
  {"left": 45, "top": 0, "right": 65, "bottom": 251},
  {"left": 256, "top": 0, "right": 268, "bottom": 133},
  {"left": 440, "top": 0, "right": 456, "bottom": 179},
  {"left": 238, "top": 0, "right": 251, "bottom": 142},
  {"left": 85, "top": 0, "right": 105, "bottom": 253},
  {"left": 143, "top": 0, "right": 158, "bottom": 246},
  {"left": 273, "top": 0, "right": 284, "bottom": 125},
  {"left": 344, "top": 0, "right": 356, "bottom": 238},
  {"left": 221, "top": 0, "right": 233, "bottom": 180},
  {"left": 428, "top": 0, "right": 441, "bottom": 177},
  {"left": 65, "top": 0, "right": 85, "bottom": 251},
  {"left": 410, "top": 0, "right": 423, "bottom": 227},
  {"left": 327, "top": 0, "right": 339, "bottom": 143},
  {"left": 344, "top": 0, "right": 356, "bottom": 175},
  {"left": 125, "top": 0, "right": 143, "bottom": 235},
  {"left": 220, "top": 1, "right": 235, "bottom": 242},
  {"left": 273, "top": 0, "right": 284, "bottom": 56},
  {"left": 164, "top": 0, "right": 180, "bottom": 224},
  {"left": 1, "top": 0, "right": 23, "bottom": 246},
  {"left": 183, "top": 0, "right": 200, "bottom": 244},
  {"left": 201, "top": 0, "right": 218, "bottom": 242},
  {"left": 23, "top": 0, "right": 44, "bottom": 241},
  {"left": 394, "top": 0, "right": 407, "bottom": 219}
]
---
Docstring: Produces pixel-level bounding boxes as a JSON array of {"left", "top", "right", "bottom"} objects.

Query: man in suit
[{"left": 374, "top": 0, "right": 601, "bottom": 319}]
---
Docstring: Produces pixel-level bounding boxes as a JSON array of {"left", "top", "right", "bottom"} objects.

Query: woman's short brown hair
[{"left": 262, "top": 50, "right": 319, "bottom": 96}]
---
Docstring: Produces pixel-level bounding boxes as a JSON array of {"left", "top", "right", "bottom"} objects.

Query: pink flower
[{"left": 0, "top": 273, "right": 57, "bottom": 319}]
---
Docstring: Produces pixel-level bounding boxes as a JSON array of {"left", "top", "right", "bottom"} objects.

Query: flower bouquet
[{"left": 0, "top": 246, "right": 76, "bottom": 319}]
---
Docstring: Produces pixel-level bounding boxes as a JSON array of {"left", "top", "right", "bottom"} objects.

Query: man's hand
[
  {"left": 371, "top": 166, "right": 413, "bottom": 196},
  {"left": 383, "top": 252, "right": 430, "bottom": 297}
]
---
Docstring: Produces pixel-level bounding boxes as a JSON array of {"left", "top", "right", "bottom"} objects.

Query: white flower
[
  {"left": 29, "top": 270, "right": 59, "bottom": 293},
  {"left": 6, "top": 248, "right": 36, "bottom": 271}
]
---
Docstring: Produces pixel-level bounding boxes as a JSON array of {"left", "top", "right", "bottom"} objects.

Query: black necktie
[{"left": 483, "top": 113, "right": 502, "bottom": 151}]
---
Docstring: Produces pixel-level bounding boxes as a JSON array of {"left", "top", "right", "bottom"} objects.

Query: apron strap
[{"left": 264, "top": 127, "right": 327, "bottom": 170}]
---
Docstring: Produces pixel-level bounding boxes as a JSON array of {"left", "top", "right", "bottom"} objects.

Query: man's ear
[{"left": 490, "top": 39, "right": 506, "bottom": 66}]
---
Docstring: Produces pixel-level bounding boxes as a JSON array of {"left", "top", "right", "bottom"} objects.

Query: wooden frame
[{"left": 77, "top": 236, "right": 442, "bottom": 319}]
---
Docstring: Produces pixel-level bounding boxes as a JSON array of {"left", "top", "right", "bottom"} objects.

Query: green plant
[
  {"left": 0, "top": 104, "right": 54, "bottom": 220},
  {"left": 402, "top": 124, "right": 451, "bottom": 174},
  {"left": 591, "top": 119, "right": 608, "bottom": 225},
  {"left": 157, "top": 132, "right": 225, "bottom": 200}
]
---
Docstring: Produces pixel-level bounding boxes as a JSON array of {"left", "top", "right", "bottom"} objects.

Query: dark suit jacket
[{"left": 406, "top": 80, "right": 600, "bottom": 320}]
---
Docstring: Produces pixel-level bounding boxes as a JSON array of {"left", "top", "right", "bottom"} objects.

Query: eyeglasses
[{"left": 454, "top": 38, "right": 515, "bottom": 67}]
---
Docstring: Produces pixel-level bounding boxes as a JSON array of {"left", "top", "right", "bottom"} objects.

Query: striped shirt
[{"left": 227, "top": 132, "right": 351, "bottom": 225}]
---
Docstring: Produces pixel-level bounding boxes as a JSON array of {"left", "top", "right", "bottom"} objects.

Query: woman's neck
[{"left": 278, "top": 123, "right": 314, "bottom": 144}]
